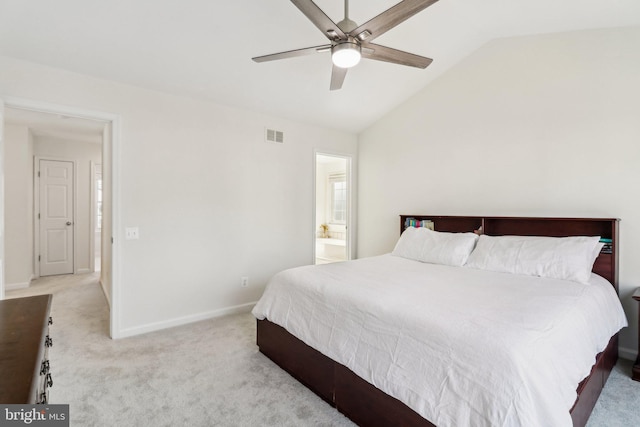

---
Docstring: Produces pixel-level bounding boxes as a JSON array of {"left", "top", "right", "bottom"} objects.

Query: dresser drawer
[{"left": 0, "top": 295, "right": 53, "bottom": 403}]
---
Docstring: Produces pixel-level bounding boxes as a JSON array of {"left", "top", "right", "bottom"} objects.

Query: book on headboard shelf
[
  {"left": 600, "top": 238, "right": 613, "bottom": 254},
  {"left": 404, "top": 217, "right": 434, "bottom": 230}
]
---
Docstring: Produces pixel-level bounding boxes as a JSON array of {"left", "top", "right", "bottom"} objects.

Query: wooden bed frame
[{"left": 256, "top": 216, "right": 620, "bottom": 427}]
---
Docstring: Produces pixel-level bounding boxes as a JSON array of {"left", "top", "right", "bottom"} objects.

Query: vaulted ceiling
[{"left": 1, "top": 0, "right": 639, "bottom": 133}]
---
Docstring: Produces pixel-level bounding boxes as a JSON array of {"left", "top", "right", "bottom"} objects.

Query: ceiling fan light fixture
[{"left": 332, "top": 40, "right": 361, "bottom": 68}]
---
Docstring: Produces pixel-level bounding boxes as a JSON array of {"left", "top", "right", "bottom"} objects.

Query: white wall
[
  {"left": 0, "top": 55, "right": 358, "bottom": 337},
  {"left": 358, "top": 27, "right": 640, "bottom": 357},
  {"left": 34, "top": 136, "right": 102, "bottom": 274},
  {"left": 4, "top": 124, "right": 34, "bottom": 287}
]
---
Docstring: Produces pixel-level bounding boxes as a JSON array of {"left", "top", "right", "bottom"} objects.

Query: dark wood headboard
[{"left": 400, "top": 215, "right": 619, "bottom": 292}]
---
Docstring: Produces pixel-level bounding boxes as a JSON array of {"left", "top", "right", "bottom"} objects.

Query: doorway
[
  {"left": 1, "top": 97, "right": 121, "bottom": 338},
  {"left": 23, "top": 111, "right": 105, "bottom": 280},
  {"left": 314, "top": 153, "right": 351, "bottom": 264}
]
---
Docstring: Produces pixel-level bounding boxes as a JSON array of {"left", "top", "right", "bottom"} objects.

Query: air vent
[{"left": 265, "top": 128, "right": 284, "bottom": 144}]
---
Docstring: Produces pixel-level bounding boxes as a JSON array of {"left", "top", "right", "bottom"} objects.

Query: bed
[{"left": 252, "top": 216, "right": 627, "bottom": 427}]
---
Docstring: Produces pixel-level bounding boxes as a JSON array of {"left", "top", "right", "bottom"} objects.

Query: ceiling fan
[{"left": 252, "top": 0, "right": 439, "bottom": 91}]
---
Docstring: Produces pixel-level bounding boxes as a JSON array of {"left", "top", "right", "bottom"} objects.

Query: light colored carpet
[
  {"left": 8, "top": 274, "right": 354, "bottom": 427},
  {"left": 7, "top": 274, "right": 640, "bottom": 426}
]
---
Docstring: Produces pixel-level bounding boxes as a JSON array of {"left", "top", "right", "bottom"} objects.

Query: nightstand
[{"left": 634, "top": 288, "right": 640, "bottom": 381}]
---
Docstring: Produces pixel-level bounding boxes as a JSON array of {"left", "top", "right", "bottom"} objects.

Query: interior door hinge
[
  {"left": 38, "top": 255, "right": 41, "bottom": 261},
  {"left": 38, "top": 171, "right": 40, "bottom": 177},
  {"left": 38, "top": 213, "right": 40, "bottom": 220}
]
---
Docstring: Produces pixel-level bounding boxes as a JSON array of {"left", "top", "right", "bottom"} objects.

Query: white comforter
[{"left": 252, "top": 255, "right": 627, "bottom": 427}]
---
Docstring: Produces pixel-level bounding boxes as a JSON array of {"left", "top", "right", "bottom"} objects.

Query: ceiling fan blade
[
  {"left": 291, "top": 0, "right": 346, "bottom": 40},
  {"left": 330, "top": 65, "right": 348, "bottom": 91},
  {"left": 362, "top": 43, "right": 432, "bottom": 68},
  {"left": 350, "top": 0, "right": 439, "bottom": 43},
  {"left": 252, "top": 44, "right": 331, "bottom": 63}
]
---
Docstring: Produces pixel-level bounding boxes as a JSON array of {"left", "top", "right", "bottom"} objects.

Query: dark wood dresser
[
  {"left": 633, "top": 288, "right": 640, "bottom": 381},
  {"left": 0, "top": 294, "right": 53, "bottom": 403}
]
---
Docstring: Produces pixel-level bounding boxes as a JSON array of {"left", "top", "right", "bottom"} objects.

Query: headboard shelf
[{"left": 400, "top": 215, "right": 619, "bottom": 291}]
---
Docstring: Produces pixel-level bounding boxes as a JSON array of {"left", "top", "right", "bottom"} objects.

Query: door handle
[{"left": 66, "top": 221, "right": 72, "bottom": 226}]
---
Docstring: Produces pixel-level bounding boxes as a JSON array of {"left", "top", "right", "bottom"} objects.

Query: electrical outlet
[{"left": 241, "top": 276, "right": 249, "bottom": 287}]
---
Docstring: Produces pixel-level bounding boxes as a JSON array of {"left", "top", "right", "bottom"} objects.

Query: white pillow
[
  {"left": 392, "top": 227, "right": 479, "bottom": 267},
  {"left": 464, "top": 234, "right": 602, "bottom": 284}
]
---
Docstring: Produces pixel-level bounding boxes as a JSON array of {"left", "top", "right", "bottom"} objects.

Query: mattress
[{"left": 252, "top": 254, "right": 627, "bottom": 427}]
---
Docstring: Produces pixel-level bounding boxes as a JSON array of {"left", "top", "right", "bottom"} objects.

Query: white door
[
  {"left": 92, "top": 163, "right": 102, "bottom": 272},
  {"left": 39, "top": 159, "right": 74, "bottom": 276}
]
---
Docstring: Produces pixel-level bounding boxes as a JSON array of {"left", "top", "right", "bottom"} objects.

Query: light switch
[{"left": 125, "top": 227, "right": 139, "bottom": 240}]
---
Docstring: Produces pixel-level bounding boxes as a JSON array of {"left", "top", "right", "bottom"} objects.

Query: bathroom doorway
[{"left": 314, "top": 153, "right": 351, "bottom": 264}]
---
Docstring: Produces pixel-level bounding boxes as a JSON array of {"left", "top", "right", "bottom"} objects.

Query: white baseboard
[
  {"left": 116, "top": 301, "right": 257, "bottom": 339},
  {"left": 5, "top": 281, "right": 31, "bottom": 291},
  {"left": 619, "top": 346, "right": 637, "bottom": 361},
  {"left": 76, "top": 268, "right": 91, "bottom": 274}
]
